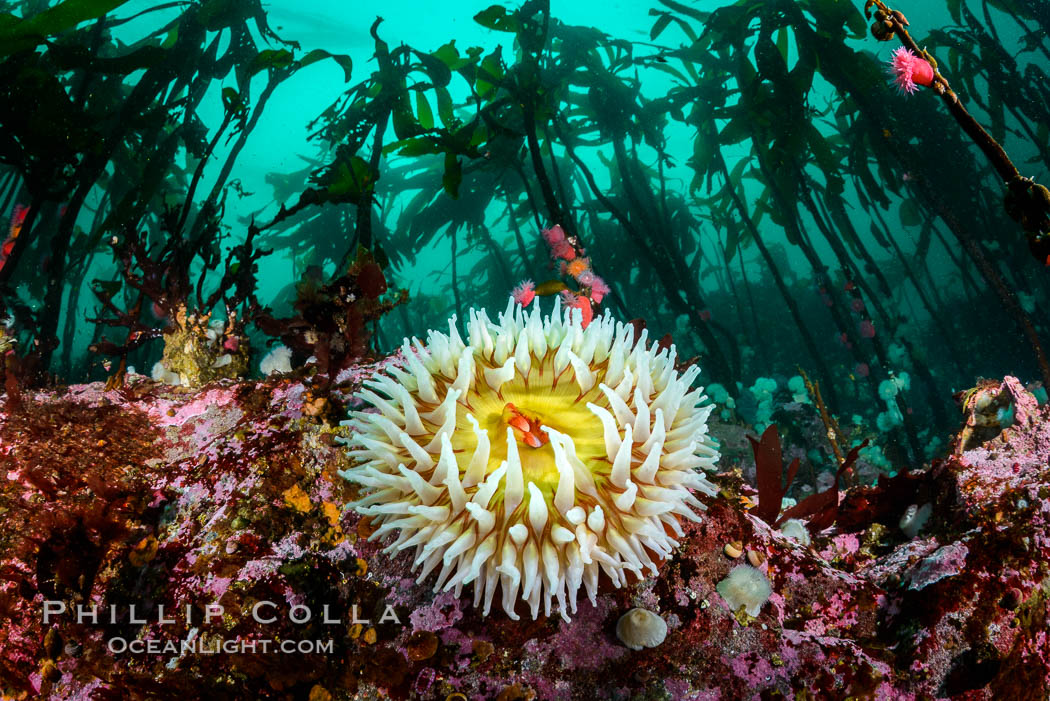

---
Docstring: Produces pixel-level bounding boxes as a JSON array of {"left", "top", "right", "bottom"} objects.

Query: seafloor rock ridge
[{"left": 0, "top": 371, "right": 1047, "bottom": 699}]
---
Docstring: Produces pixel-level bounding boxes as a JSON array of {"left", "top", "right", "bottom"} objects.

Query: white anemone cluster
[{"left": 339, "top": 297, "right": 720, "bottom": 621}]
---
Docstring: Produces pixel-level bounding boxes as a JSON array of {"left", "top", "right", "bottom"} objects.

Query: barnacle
[{"left": 616, "top": 607, "right": 668, "bottom": 650}]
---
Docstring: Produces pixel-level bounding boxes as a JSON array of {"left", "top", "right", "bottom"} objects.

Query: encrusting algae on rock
[{"left": 3, "top": 365, "right": 1050, "bottom": 697}]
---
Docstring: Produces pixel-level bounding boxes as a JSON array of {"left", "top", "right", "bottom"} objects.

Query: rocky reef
[{"left": 1, "top": 369, "right": 1047, "bottom": 699}]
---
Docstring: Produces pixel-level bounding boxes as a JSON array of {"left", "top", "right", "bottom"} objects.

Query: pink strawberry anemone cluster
[
  {"left": 340, "top": 297, "right": 720, "bottom": 621},
  {"left": 512, "top": 224, "right": 610, "bottom": 327}
]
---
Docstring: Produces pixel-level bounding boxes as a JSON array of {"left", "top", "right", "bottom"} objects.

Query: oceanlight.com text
[{"left": 108, "top": 637, "right": 335, "bottom": 655}]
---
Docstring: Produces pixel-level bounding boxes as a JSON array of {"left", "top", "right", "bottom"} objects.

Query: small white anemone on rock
[
  {"left": 151, "top": 361, "right": 181, "bottom": 385},
  {"left": 779, "top": 518, "right": 811, "bottom": 546},
  {"left": 260, "top": 344, "right": 293, "bottom": 376},
  {"left": 716, "top": 564, "right": 772, "bottom": 617},
  {"left": 899, "top": 503, "right": 932, "bottom": 539},
  {"left": 339, "top": 297, "right": 720, "bottom": 621},
  {"left": 616, "top": 607, "right": 668, "bottom": 650}
]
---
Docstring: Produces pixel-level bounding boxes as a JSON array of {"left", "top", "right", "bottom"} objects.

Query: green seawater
[{"left": 1, "top": 0, "right": 1048, "bottom": 475}]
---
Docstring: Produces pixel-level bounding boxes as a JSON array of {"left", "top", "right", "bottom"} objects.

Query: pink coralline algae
[
  {"left": 1, "top": 372, "right": 1050, "bottom": 698},
  {"left": 903, "top": 541, "right": 969, "bottom": 591},
  {"left": 524, "top": 598, "right": 624, "bottom": 671},
  {"left": 891, "top": 46, "right": 935, "bottom": 94}
]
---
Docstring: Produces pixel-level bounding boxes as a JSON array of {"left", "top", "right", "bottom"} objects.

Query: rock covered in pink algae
[{"left": 0, "top": 372, "right": 1048, "bottom": 699}]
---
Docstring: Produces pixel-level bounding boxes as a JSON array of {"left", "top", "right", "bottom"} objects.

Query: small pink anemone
[
  {"left": 890, "top": 47, "right": 934, "bottom": 94},
  {"left": 551, "top": 241, "right": 576, "bottom": 261},
  {"left": 542, "top": 224, "right": 567, "bottom": 246},
  {"left": 558, "top": 291, "right": 593, "bottom": 327},
  {"left": 589, "top": 276, "right": 609, "bottom": 304},
  {"left": 512, "top": 279, "right": 536, "bottom": 306}
]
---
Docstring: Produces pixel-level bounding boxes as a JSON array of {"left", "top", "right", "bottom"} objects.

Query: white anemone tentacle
[{"left": 340, "top": 297, "right": 720, "bottom": 621}]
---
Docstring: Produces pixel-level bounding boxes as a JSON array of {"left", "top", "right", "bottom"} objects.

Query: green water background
[{"left": 4, "top": 0, "right": 1048, "bottom": 470}]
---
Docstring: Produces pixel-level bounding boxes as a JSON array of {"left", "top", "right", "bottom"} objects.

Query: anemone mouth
[
  {"left": 446, "top": 350, "right": 610, "bottom": 509},
  {"left": 341, "top": 297, "right": 720, "bottom": 621}
]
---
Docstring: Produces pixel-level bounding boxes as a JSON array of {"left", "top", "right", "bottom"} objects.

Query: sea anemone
[
  {"left": 151, "top": 360, "right": 181, "bottom": 386},
  {"left": 716, "top": 564, "right": 772, "bottom": 617},
  {"left": 340, "top": 297, "right": 720, "bottom": 621},
  {"left": 890, "top": 46, "right": 934, "bottom": 94},
  {"left": 260, "top": 344, "right": 293, "bottom": 376},
  {"left": 899, "top": 502, "right": 932, "bottom": 539},
  {"left": 779, "top": 518, "right": 811, "bottom": 546},
  {"left": 551, "top": 241, "right": 576, "bottom": 261},
  {"left": 566, "top": 258, "right": 590, "bottom": 279},
  {"left": 558, "top": 292, "right": 593, "bottom": 327},
  {"left": 512, "top": 280, "right": 537, "bottom": 307},
  {"left": 542, "top": 224, "right": 567, "bottom": 246},
  {"left": 590, "top": 276, "right": 610, "bottom": 303}
]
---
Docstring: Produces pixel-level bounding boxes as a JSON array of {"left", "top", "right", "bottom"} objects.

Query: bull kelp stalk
[
  {"left": 710, "top": 148, "right": 840, "bottom": 410},
  {"left": 734, "top": 242, "right": 767, "bottom": 367},
  {"left": 508, "top": 6, "right": 631, "bottom": 323},
  {"left": 579, "top": 69, "right": 740, "bottom": 379},
  {"left": 789, "top": 163, "right": 927, "bottom": 459},
  {"left": 610, "top": 137, "right": 742, "bottom": 383},
  {"left": 864, "top": 0, "right": 1050, "bottom": 263},
  {"left": 503, "top": 1, "right": 737, "bottom": 385},
  {"left": 716, "top": 236, "right": 754, "bottom": 350},
  {"left": 860, "top": 187, "right": 965, "bottom": 379},
  {"left": 513, "top": 2, "right": 577, "bottom": 240},
  {"left": 35, "top": 11, "right": 204, "bottom": 377},
  {"left": 503, "top": 187, "right": 535, "bottom": 270},
  {"left": 742, "top": 17, "right": 925, "bottom": 433},
  {"left": 748, "top": 141, "right": 871, "bottom": 371},
  {"left": 764, "top": 0, "right": 1050, "bottom": 390},
  {"left": 558, "top": 119, "right": 737, "bottom": 384},
  {"left": 824, "top": 12, "right": 1050, "bottom": 392},
  {"left": 652, "top": 1, "right": 931, "bottom": 439},
  {"left": 0, "top": 0, "right": 349, "bottom": 381},
  {"left": 752, "top": 21, "right": 899, "bottom": 317},
  {"left": 356, "top": 18, "right": 394, "bottom": 253}
]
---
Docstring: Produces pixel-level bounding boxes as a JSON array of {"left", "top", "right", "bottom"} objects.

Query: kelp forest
[{"left": 2, "top": 0, "right": 1049, "bottom": 475}]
